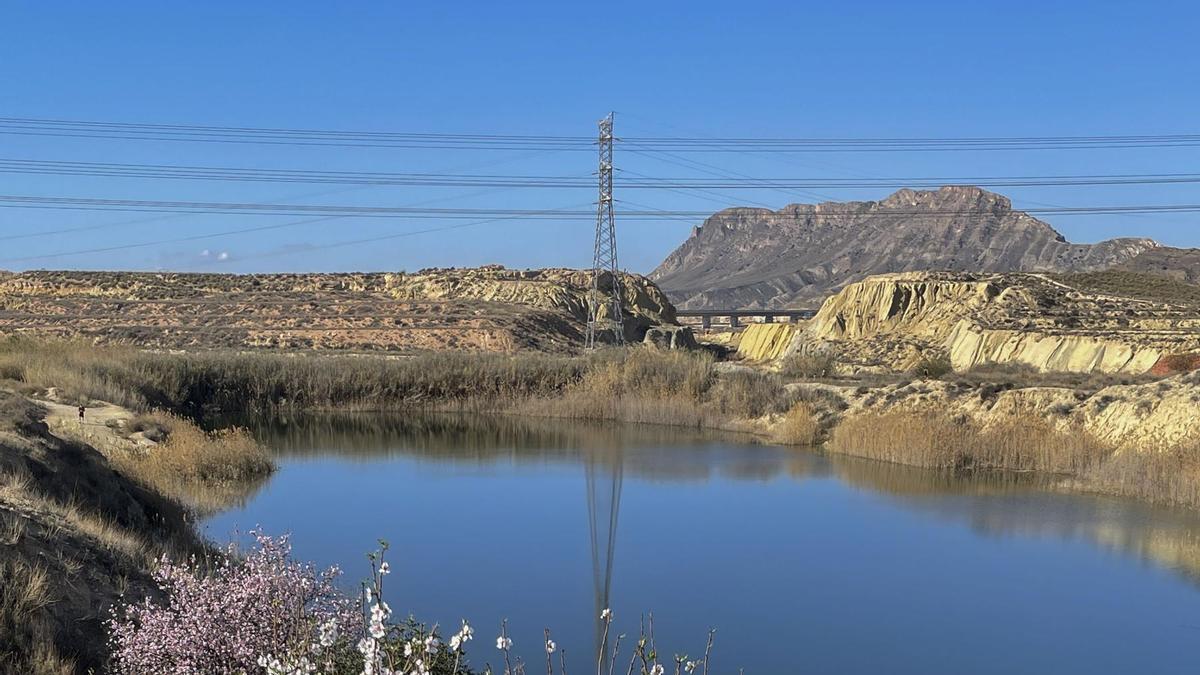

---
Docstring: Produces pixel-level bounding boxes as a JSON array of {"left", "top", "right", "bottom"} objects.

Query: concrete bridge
[{"left": 674, "top": 308, "right": 817, "bottom": 329}]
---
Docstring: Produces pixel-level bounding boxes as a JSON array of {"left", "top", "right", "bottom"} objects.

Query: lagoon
[{"left": 206, "top": 414, "right": 1200, "bottom": 674}]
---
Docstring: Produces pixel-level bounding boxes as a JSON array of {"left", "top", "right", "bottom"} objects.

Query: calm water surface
[{"left": 205, "top": 414, "right": 1200, "bottom": 674}]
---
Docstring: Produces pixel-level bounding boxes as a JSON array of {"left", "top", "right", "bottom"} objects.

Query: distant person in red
[{"left": 78, "top": 405, "right": 85, "bottom": 423}]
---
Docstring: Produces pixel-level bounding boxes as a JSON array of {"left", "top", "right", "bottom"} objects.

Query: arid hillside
[
  {"left": 783, "top": 270, "right": 1200, "bottom": 375},
  {"left": 0, "top": 267, "right": 679, "bottom": 354},
  {"left": 651, "top": 186, "right": 1162, "bottom": 309}
]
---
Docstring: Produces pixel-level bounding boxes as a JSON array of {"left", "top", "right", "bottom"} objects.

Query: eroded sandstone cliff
[{"left": 786, "top": 271, "right": 1200, "bottom": 374}]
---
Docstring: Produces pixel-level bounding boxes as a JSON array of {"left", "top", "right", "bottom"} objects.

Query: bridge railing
[{"left": 674, "top": 309, "right": 816, "bottom": 329}]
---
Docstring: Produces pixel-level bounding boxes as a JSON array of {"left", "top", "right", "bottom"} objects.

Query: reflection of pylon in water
[{"left": 586, "top": 455, "right": 622, "bottom": 665}]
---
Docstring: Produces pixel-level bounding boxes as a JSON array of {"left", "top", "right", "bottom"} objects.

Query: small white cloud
[
  {"left": 199, "top": 249, "right": 211, "bottom": 257},
  {"left": 216, "top": 251, "right": 230, "bottom": 261}
]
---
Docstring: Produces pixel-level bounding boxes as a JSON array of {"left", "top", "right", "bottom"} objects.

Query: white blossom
[
  {"left": 545, "top": 639, "right": 557, "bottom": 654},
  {"left": 600, "top": 608, "right": 613, "bottom": 621},
  {"left": 318, "top": 619, "right": 339, "bottom": 648},
  {"left": 496, "top": 635, "right": 512, "bottom": 650}
]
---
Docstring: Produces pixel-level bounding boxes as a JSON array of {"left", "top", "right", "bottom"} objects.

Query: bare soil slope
[{"left": 0, "top": 266, "right": 678, "bottom": 354}]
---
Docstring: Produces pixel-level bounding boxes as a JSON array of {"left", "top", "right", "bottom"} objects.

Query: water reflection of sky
[{"left": 205, "top": 413, "right": 1200, "bottom": 675}]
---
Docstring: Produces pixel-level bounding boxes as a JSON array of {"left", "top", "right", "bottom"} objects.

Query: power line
[
  {"left": 4, "top": 193, "right": 1200, "bottom": 219},
  {"left": 3, "top": 202, "right": 597, "bottom": 265},
  {"left": 8, "top": 157, "right": 1200, "bottom": 191},
  {"left": 4, "top": 116, "right": 1200, "bottom": 152}
]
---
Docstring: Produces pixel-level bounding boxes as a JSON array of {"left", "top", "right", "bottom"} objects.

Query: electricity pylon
[{"left": 586, "top": 112, "right": 624, "bottom": 349}]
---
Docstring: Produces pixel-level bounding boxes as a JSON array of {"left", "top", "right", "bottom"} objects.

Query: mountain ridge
[{"left": 650, "top": 186, "right": 1160, "bottom": 309}]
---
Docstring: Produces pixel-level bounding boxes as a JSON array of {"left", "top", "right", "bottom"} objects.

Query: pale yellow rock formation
[
  {"left": 790, "top": 370, "right": 1200, "bottom": 454},
  {"left": 736, "top": 323, "right": 798, "bottom": 361},
  {"left": 788, "top": 271, "right": 1200, "bottom": 374},
  {"left": 946, "top": 321, "right": 1163, "bottom": 374}
]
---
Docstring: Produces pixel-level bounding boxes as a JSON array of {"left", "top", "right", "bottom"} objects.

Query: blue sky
[{"left": 1, "top": 1, "right": 1197, "bottom": 274}]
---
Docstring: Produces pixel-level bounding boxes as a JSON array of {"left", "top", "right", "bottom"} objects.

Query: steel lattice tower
[{"left": 586, "top": 112, "right": 624, "bottom": 349}]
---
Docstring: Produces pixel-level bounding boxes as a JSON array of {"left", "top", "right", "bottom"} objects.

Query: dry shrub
[
  {"left": 910, "top": 354, "right": 953, "bottom": 379},
  {"left": 108, "top": 413, "right": 274, "bottom": 510},
  {"left": 583, "top": 348, "right": 714, "bottom": 399},
  {"left": 780, "top": 353, "right": 835, "bottom": 379},
  {"left": 710, "top": 370, "right": 788, "bottom": 418},
  {"left": 773, "top": 402, "right": 820, "bottom": 445},
  {"left": 827, "top": 409, "right": 1107, "bottom": 473}
]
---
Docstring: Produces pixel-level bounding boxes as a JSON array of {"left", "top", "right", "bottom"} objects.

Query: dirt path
[{"left": 37, "top": 399, "right": 147, "bottom": 454}]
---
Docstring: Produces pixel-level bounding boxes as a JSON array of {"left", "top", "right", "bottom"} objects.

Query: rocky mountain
[
  {"left": 650, "top": 186, "right": 1160, "bottom": 309},
  {"left": 1114, "top": 246, "right": 1200, "bottom": 284}
]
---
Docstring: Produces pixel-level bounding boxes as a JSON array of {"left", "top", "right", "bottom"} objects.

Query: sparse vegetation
[
  {"left": 910, "top": 354, "right": 953, "bottom": 379},
  {"left": 1054, "top": 270, "right": 1200, "bottom": 306},
  {"left": 952, "top": 362, "right": 1156, "bottom": 391},
  {"left": 780, "top": 352, "right": 836, "bottom": 379},
  {"left": 0, "top": 388, "right": 204, "bottom": 672},
  {"left": 0, "top": 557, "right": 73, "bottom": 675}
]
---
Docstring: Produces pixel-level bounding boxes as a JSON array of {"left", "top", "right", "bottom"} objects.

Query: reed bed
[
  {"left": 827, "top": 409, "right": 1106, "bottom": 473},
  {"left": 771, "top": 402, "right": 821, "bottom": 445},
  {"left": 1080, "top": 444, "right": 1200, "bottom": 509},
  {"left": 0, "top": 338, "right": 586, "bottom": 413},
  {"left": 0, "top": 339, "right": 793, "bottom": 431}
]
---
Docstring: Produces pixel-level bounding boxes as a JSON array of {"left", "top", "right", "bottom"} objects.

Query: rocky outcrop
[
  {"left": 790, "top": 370, "right": 1200, "bottom": 454},
  {"left": 945, "top": 322, "right": 1163, "bottom": 374},
  {"left": 643, "top": 326, "right": 698, "bottom": 350},
  {"left": 736, "top": 323, "right": 799, "bottom": 361},
  {"left": 651, "top": 186, "right": 1157, "bottom": 309},
  {"left": 786, "top": 271, "right": 1200, "bottom": 374},
  {"left": 0, "top": 267, "right": 682, "bottom": 354}
]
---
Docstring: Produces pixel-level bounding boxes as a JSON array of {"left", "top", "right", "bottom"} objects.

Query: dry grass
[
  {"left": 517, "top": 350, "right": 789, "bottom": 429},
  {"left": 824, "top": 408, "right": 1200, "bottom": 509},
  {"left": 1082, "top": 445, "right": 1200, "bottom": 509},
  {"left": 827, "top": 409, "right": 1107, "bottom": 473},
  {"left": 57, "top": 500, "right": 153, "bottom": 563},
  {"left": 0, "top": 337, "right": 586, "bottom": 413},
  {"left": 772, "top": 402, "right": 820, "bottom": 445},
  {"left": 0, "top": 338, "right": 798, "bottom": 432},
  {"left": 108, "top": 412, "right": 274, "bottom": 511},
  {"left": 0, "top": 558, "right": 74, "bottom": 675}
]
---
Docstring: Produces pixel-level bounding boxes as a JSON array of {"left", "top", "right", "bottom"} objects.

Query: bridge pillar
[
  {"left": 763, "top": 314, "right": 774, "bottom": 323},
  {"left": 789, "top": 314, "right": 800, "bottom": 323},
  {"left": 729, "top": 315, "right": 740, "bottom": 329},
  {"left": 701, "top": 315, "right": 711, "bottom": 330}
]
